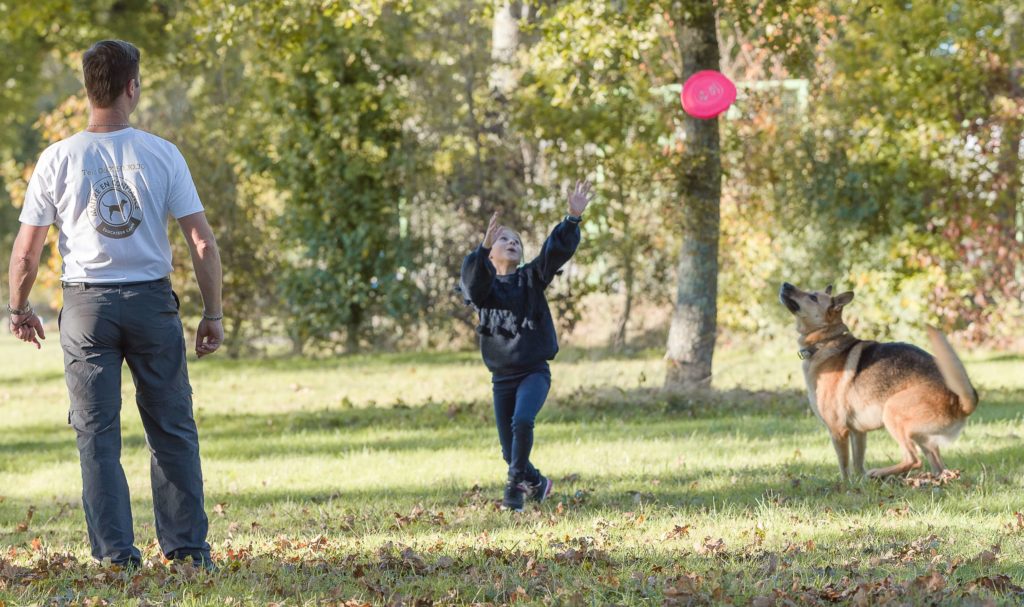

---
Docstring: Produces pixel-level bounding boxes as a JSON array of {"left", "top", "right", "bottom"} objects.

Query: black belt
[{"left": 62, "top": 277, "right": 170, "bottom": 289}]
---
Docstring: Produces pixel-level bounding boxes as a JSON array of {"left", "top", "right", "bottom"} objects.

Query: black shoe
[
  {"left": 502, "top": 479, "right": 527, "bottom": 512},
  {"left": 527, "top": 474, "right": 553, "bottom": 503},
  {"left": 112, "top": 556, "right": 142, "bottom": 571},
  {"left": 168, "top": 552, "right": 218, "bottom": 573}
]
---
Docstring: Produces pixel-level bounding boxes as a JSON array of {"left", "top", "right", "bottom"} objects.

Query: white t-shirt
[{"left": 19, "top": 128, "right": 204, "bottom": 283}]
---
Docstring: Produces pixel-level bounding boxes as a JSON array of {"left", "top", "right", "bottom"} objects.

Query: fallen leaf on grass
[
  {"left": 696, "top": 537, "right": 726, "bottom": 557},
  {"left": 14, "top": 506, "right": 34, "bottom": 533},
  {"left": 393, "top": 505, "right": 447, "bottom": 529},
  {"left": 661, "top": 524, "right": 691, "bottom": 541},
  {"left": 663, "top": 574, "right": 706, "bottom": 606},
  {"left": 878, "top": 534, "right": 941, "bottom": 564},
  {"left": 522, "top": 556, "right": 548, "bottom": 577},
  {"left": 551, "top": 536, "right": 612, "bottom": 566},
  {"left": 552, "top": 546, "right": 611, "bottom": 566},
  {"left": 885, "top": 506, "right": 910, "bottom": 518},
  {"left": 399, "top": 548, "right": 427, "bottom": 574},
  {"left": 507, "top": 586, "right": 528, "bottom": 603},
  {"left": 963, "top": 574, "right": 1024, "bottom": 595},
  {"left": 910, "top": 570, "right": 946, "bottom": 593},
  {"left": 1007, "top": 512, "right": 1024, "bottom": 533},
  {"left": 972, "top": 544, "right": 1000, "bottom": 566}
]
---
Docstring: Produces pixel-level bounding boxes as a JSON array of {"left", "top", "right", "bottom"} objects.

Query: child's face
[{"left": 489, "top": 227, "right": 523, "bottom": 266}]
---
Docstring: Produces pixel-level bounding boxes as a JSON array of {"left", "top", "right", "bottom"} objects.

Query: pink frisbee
[{"left": 680, "top": 70, "right": 737, "bottom": 119}]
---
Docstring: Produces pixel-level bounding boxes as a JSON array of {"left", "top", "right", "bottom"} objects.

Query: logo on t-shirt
[{"left": 88, "top": 176, "right": 142, "bottom": 239}]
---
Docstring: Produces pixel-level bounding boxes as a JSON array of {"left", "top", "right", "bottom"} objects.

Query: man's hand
[
  {"left": 8, "top": 223, "right": 49, "bottom": 349},
  {"left": 195, "top": 318, "right": 223, "bottom": 358},
  {"left": 178, "top": 211, "right": 224, "bottom": 359},
  {"left": 567, "top": 179, "right": 594, "bottom": 217},
  {"left": 9, "top": 313, "right": 45, "bottom": 349},
  {"left": 482, "top": 212, "right": 503, "bottom": 249}
]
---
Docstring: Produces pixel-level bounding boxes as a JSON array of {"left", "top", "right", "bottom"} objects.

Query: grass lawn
[{"left": 1, "top": 336, "right": 1023, "bottom": 605}]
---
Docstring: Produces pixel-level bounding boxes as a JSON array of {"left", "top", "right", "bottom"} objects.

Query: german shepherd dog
[{"left": 778, "top": 283, "right": 978, "bottom": 480}]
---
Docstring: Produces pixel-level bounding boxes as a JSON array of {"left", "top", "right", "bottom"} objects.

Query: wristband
[
  {"left": 565, "top": 214, "right": 582, "bottom": 224},
  {"left": 202, "top": 311, "right": 223, "bottom": 321},
  {"left": 7, "top": 302, "right": 32, "bottom": 316}
]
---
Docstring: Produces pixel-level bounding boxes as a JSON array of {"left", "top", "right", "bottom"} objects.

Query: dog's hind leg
[
  {"left": 830, "top": 432, "right": 851, "bottom": 480},
  {"left": 868, "top": 405, "right": 922, "bottom": 478},
  {"left": 916, "top": 438, "right": 945, "bottom": 473},
  {"left": 867, "top": 438, "right": 921, "bottom": 478},
  {"left": 850, "top": 430, "right": 867, "bottom": 477}
]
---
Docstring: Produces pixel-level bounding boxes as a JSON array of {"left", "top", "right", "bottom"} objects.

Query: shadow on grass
[
  {"left": 189, "top": 345, "right": 670, "bottom": 376},
  {"left": 3, "top": 386, "right": 1022, "bottom": 474},
  {"left": 190, "top": 349, "right": 481, "bottom": 374},
  {"left": 7, "top": 432, "right": 1023, "bottom": 520},
  {"left": 4, "top": 441, "right": 1023, "bottom": 546}
]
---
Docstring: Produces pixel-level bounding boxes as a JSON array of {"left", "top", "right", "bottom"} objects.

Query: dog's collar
[{"left": 798, "top": 330, "right": 850, "bottom": 360}]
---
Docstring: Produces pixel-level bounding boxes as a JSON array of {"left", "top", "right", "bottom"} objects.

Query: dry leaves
[
  {"left": 393, "top": 505, "right": 447, "bottom": 529},
  {"left": 661, "top": 524, "right": 691, "bottom": 541},
  {"left": 14, "top": 506, "right": 35, "bottom": 533},
  {"left": 695, "top": 536, "right": 726, "bottom": 557},
  {"left": 903, "top": 469, "right": 961, "bottom": 488}
]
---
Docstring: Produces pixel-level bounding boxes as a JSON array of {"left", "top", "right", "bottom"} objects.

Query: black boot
[
  {"left": 527, "top": 473, "right": 553, "bottom": 503},
  {"left": 502, "top": 477, "right": 527, "bottom": 512}
]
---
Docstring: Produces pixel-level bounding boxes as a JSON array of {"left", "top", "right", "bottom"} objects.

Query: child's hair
[
  {"left": 498, "top": 226, "right": 521, "bottom": 243},
  {"left": 488, "top": 227, "right": 526, "bottom": 266}
]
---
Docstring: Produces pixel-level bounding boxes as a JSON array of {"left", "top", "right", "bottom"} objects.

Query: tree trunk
[
  {"left": 1000, "top": 5, "right": 1023, "bottom": 241},
  {"left": 346, "top": 305, "right": 363, "bottom": 353},
  {"left": 665, "top": 1, "right": 721, "bottom": 391},
  {"left": 613, "top": 176, "right": 633, "bottom": 351},
  {"left": 490, "top": 1, "right": 520, "bottom": 99},
  {"left": 614, "top": 255, "right": 634, "bottom": 351}
]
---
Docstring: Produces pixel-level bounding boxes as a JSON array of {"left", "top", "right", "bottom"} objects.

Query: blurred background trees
[{"left": 1, "top": 0, "right": 1021, "bottom": 379}]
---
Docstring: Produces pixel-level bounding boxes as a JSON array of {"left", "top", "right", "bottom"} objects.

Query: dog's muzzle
[{"left": 779, "top": 283, "right": 800, "bottom": 313}]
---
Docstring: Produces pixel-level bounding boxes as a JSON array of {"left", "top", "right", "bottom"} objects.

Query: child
[{"left": 460, "top": 180, "right": 593, "bottom": 511}]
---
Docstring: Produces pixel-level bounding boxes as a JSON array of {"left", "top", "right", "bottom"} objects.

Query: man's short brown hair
[{"left": 82, "top": 40, "right": 140, "bottom": 108}]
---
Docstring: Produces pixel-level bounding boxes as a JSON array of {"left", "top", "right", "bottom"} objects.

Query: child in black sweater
[{"left": 460, "top": 180, "right": 593, "bottom": 511}]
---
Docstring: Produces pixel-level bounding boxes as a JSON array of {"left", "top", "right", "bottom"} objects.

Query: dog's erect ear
[
  {"left": 830, "top": 291, "right": 854, "bottom": 310},
  {"left": 825, "top": 284, "right": 834, "bottom": 295}
]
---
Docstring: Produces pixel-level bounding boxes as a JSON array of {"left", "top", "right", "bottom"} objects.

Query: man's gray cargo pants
[{"left": 60, "top": 277, "right": 209, "bottom": 564}]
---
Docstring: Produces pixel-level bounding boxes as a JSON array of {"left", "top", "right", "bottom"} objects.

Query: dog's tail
[{"left": 926, "top": 325, "right": 978, "bottom": 415}]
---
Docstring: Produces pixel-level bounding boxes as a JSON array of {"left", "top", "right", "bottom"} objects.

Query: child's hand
[
  {"left": 483, "top": 212, "right": 502, "bottom": 248},
  {"left": 567, "top": 179, "right": 594, "bottom": 217}
]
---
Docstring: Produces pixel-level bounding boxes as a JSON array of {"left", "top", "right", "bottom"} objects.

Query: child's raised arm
[
  {"left": 460, "top": 212, "right": 503, "bottom": 305},
  {"left": 531, "top": 180, "right": 593, "bottom": 286}
]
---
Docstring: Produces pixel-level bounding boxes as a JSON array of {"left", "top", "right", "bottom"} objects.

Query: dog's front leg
[
  {"left": 850, "top": 431, "right": 867, "bottom": 477},
  {"left": 830, "top": 432, "right": 851, "bottom": 480}
]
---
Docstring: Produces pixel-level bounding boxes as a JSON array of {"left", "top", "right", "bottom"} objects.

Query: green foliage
[
  {"left": 1, "top": 0, "right": 1020, "bottom": 352},
  {"left": 814, "top": 0, "right": 1024, "bottom": 343},
  {"left": 515, "top": 2, "right": 683, "bottom": 345},
  {"left": 177, "top": 1, "right": 424, "bottom": 352},
  {"left": 714, "top": 0, "right": 1023, "bottom": 344}
]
